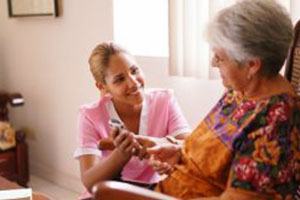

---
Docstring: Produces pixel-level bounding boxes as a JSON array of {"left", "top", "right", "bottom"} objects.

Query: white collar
[{"left": 104, "top": 92, "right": 148, "bottom": 136}]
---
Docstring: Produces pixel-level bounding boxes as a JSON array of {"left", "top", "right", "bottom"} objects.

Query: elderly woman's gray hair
[{"left": 206, "top": 0, "right": 293, "bottom": 77}]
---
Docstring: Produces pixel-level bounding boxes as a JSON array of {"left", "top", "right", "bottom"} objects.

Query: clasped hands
[{"left": 111, "top": 127, "right": 181, "bottom": 175}]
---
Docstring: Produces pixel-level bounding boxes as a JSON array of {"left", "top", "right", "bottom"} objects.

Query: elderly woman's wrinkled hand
[
  {"left": 148, "top": 155, "right": 174, "bottom": 175},
  {"left": 147, "top": 144, "right": 181, "bottom": 175},
  {"left": 131, "top": 135, "right": 157, "bottom": 160},
  {"left": 134, "top": 135, "right": 173, "bottom": 161}
]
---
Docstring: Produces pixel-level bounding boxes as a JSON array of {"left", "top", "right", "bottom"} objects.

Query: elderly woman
[{"left": 139, "top": 0, "right": 300, "bottom": 199}]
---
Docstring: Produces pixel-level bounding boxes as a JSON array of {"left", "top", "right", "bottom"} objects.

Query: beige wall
[
  {"left": 0, "top": 38, "right": 5, "bottom": 90},
  {"left": 0, "top": 0, "right": 223, "bottom": 193}
]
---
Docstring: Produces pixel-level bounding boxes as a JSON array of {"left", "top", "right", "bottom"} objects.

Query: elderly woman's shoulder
[
  {"left": 254, "top": 93, "right": 300, "bottom": 127},
  {"left": 266, "top": 92, "right": 299, "bottom": 107}
]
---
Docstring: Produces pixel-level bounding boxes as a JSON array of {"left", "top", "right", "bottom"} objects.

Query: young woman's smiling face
[{"left": 103, "top": 52, "right": 145, "bottom": 107}]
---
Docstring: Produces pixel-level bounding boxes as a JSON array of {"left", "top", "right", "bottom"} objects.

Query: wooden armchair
[
  {"left": 92, "top": 181, "right": 178, "bottom": 200},
  {"left": 284, "top": 19, "right": 300, "bottom": 200},
  {"left": 285, "top": 20, "right": 300, "bottom": 94}
]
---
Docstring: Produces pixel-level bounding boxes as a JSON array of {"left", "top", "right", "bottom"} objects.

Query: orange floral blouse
[{"left": 155, "top": 89, "right": 300, "bottom": 200}]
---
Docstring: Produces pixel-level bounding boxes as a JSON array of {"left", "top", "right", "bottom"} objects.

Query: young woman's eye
[{"left": 113, "top": 77, "right": 124, "bottom": 84}]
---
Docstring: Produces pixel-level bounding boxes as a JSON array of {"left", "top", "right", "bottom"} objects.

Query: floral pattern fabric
[{"left": 227, "top": 91, "right": 300, "bottom": 199}]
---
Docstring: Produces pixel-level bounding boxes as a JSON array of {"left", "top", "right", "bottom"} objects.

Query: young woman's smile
[{"left": 104, "top": 52, "right": 145, "bottom": 107}]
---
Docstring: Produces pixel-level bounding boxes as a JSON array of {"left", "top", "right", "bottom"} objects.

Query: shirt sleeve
[
  {"left": 228, "top": 99, "right": 299, "bottom": 198},
  {"left": 167, "top": 94, "right": 191, "bottom": 137},
  {"left": 73, "top": 109, "right": 102, "bottom": 159}
]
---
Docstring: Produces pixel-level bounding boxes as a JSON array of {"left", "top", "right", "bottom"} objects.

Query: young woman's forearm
[{"left": 80, "top": 149, "right": 131, "bottom": 192}]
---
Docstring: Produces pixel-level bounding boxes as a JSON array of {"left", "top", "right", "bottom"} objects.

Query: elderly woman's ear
[{"left": 247, "top": 57, "right": 262, "bottom": 80}]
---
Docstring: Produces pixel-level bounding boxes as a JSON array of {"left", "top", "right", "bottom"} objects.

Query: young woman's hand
[{"left": 111, "top": 127, "right": 142, "bottom": 158}]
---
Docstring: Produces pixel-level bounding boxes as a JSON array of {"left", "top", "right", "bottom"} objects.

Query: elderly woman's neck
[{"left": 241, "top": 75, "right": 292, "bottom": 99}]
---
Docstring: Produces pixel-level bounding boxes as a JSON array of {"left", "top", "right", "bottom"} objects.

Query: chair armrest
[{"left": 92, "top": 181, "right": 178, "bottom": 200}]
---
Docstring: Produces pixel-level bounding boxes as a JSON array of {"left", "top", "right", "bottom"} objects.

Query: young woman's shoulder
[{"left": 79, "top": 96, "right": 111, "bottom": 117}]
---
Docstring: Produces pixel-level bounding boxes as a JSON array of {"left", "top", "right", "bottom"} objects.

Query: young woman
[{"left": 73, "top": 42, "right": 190, "bottom": 199}]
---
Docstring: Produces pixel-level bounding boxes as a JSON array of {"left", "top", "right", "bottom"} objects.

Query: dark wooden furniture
[
  {"left": 0, "top": 91, "right": 29, "bottom": 187},
  {"left": 0, "top": 131, "right": 29, "bottom": 187}
]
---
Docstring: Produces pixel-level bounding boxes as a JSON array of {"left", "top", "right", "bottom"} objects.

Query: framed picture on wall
[{"left": 7, "top": 0, "right": 59, "bottom": 17}]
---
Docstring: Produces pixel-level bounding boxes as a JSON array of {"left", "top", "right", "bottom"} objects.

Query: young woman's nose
[{"left": 127, "top": 74, "right": 139, "bottom": 87}]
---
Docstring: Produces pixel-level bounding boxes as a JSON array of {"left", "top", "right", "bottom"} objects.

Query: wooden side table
[
  {"left": 0, "top": 176, "right": 49, "bottom": 200},
  {"left": 0, "top": 91, "right": 29, "bottom": 186},
  {"left": 0, "top": 131, "right": 29, "bottom": 187}
]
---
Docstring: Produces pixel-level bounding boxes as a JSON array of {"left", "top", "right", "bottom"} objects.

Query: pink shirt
[{"left": 74, "top": 88, "right": 190, "bottom": 199}]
